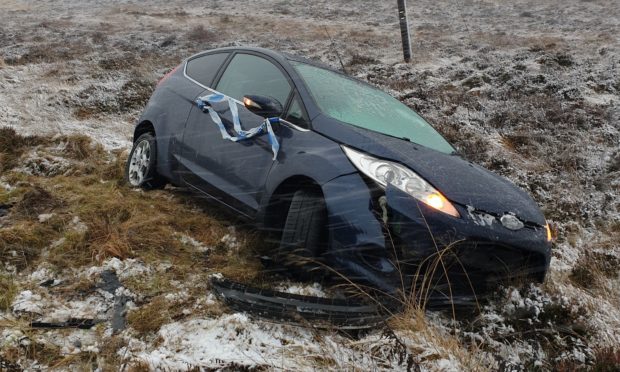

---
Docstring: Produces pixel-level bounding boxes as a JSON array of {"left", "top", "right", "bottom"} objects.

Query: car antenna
[{"left": 322, "top": 25, "right": 348, "bottom": 75}]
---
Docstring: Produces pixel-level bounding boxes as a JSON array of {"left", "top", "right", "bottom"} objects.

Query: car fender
[
  {"left": 268, "top": 145, "right": 355, "bottom": 187},
  {"left": 256, "top": 136, "right": 355, "bottom": 228}
]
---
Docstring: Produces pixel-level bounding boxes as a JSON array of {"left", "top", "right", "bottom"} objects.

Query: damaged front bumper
[
  {"left": 384, "top": 184, "right": 551, "bottom": 303},
  {"left": 320, "top": 174, "right": 551, "bottom": 307},
  {"left": 210, "top": 277, "right": 390, "bottom": 329}
]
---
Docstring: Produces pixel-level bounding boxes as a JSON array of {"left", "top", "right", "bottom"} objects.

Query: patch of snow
[
  {"left": 583, "top": 91, "right": 618, "bottom": 106},
  {"left": 12, "top": 290, "right": 44, "bottom": 314},
  {"left": 275, "top": 282, "right": 328, "bottom": 298},
  {"left": 15, "top": 149, "right": 72, "bottom": 177},
  {"left": 85, "top": 257, "right": 151, "bottom": 281},
  {"left": 178, "top": 234, "right": 210, "bottom": 253},
  {"left": 0, "top": 179, "right": 14, "bottom": 191},
  {"left": 29, "top": 266, "right": 55, "bottom": 283},
  {"left": 220, "top": 226, "right": 240, "bottom": 249},
  {"left": 70, "top": 216, "right": 88, "bottom": 233},
  {"left": 38, "top": 213, "right": 55, "bottom": 223}
]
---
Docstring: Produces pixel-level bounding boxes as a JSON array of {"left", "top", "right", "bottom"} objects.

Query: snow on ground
[{"left": 130, "top": 314, "right": 391, "bottom": 370}]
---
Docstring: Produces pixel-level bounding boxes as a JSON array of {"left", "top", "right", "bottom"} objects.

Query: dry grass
[
  {"left": 556, "top": 347, "right": 620, "bottom": 371},
  {"left": 0, "top": 127, "right": 47, "bottom": 171},
  {"left": 4, "top": 42, "right": 91, "bottom": 65},
  {"left": 0, "top": 273, "right": 18, "bottom": 310},
  {"left": 0, "top": 127, "right": 263, "bottom": 279},
  {"left": 389, "top": 308, "right": 489, "bottom": 371},
  {"left": 97, "top": 335, "right": 127, "bottom": 372},
  {"left": 186, "top": 25, "right": 218, "bottom": 43},
  {"left": 127, "top": 291, "right": 224, "bottom": 336},
  {"left": 127, "top": 296, "right": 171, "bottom": 335},
  {"left": 13, "top": 185, "right": 63, "bottom": 218},
  {"left": 346, "top": 53, "right": 379, "bottom": 67},
  {"left": 0, "top": 318, "right": 65, "bottom": 368},
  {"left": 570, "top": 251, "right": 620, "bottom": 289},
  {"left": 0, "top": 222, "right": 56, "bottom": 270}
]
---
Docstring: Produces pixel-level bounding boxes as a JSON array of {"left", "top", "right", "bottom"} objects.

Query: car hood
[{"left": 312, "top": 115, "right": 546, "bottom": 226}]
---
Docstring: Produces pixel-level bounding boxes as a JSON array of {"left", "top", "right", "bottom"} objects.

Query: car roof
[{"left": 187, "top": 46, "right": 345, "bottom": 75}]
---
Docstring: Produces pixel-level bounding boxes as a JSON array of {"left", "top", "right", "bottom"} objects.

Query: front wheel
[
  {"left": 277, "top": 189, "right": 327, "bottom": 280},
  {"left": 125, "top": 133, "right": 165, "bottom": 189}
]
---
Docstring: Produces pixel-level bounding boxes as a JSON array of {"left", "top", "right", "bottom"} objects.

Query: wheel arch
[
  {"left": 260, "top": 175, "right": 324, "bottom": 235},
  {"left": 133, "top": 120, "right": 156, "bottom": 143}
]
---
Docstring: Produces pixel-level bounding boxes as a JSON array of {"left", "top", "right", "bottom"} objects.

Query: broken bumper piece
[{"left": 210, "top": 277, "right": 392, "bottom": 329}]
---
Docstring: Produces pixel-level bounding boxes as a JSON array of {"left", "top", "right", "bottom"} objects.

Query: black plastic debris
[
  {"left": 97, "top": 270, "right": 127, "bottom": 331},
  {"left": 39, "top": 279, "right": 61, "bottom": 287},
  {"left": 98, "top": 270, "right": 122, "bottom": 293},
  {"left": 210, "top": 277, "right": 391, "bottom": 329},
  {"left": 30, "top": 318, "right": 99, "bottom": 330}
]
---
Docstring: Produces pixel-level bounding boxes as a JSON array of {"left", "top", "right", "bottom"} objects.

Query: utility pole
[{"left": 397, "top": 0, "right": 412, "bottom": 62}]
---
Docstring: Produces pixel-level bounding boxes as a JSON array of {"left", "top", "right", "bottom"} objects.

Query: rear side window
[
  {"left": 185, "top": 53, "right": 229, "bottom": 87},
  {"left": 216, "top": 53, "right": 291, "bottom": 106}
]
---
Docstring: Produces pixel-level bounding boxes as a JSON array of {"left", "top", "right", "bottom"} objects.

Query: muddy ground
[{"left": 1, "top": 0, "right": 619, "bottom": 370}]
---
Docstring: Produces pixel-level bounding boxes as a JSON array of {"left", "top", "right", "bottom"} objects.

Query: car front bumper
[
  {"left": 384, "top": 184, "right": 551, "bottom": 304},
  {"left": 321, "top": 174, "right": 551, "bottom": 306}
]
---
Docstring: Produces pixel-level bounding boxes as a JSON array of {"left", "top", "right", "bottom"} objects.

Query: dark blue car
[{"left": 126, "top": 47, "right": 552, "bottom": 303}]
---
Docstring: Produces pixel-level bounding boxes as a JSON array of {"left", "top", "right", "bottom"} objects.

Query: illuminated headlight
[{"left": 342, "top": 146, "right": 460, "bottom": 218}]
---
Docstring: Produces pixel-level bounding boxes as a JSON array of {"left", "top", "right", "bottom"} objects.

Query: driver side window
[{"left": 216, "top": 53, "right": 291, "bottom": 107}]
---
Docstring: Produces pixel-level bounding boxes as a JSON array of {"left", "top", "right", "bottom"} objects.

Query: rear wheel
[
  {"left": 125, "top": 133, "right": 165, "bottom": 189},
  {"left": 277, "top": 189, "right": 327, "bottom": 280}
]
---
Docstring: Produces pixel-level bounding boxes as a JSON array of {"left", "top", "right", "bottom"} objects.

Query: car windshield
[{"left": 293, "top": 62, "right": 455, "bottom": 154}]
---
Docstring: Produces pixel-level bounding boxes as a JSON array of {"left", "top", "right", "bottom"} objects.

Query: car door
[
  {"left": 172, "top": 51, "right": 229, "bottom": 164},
  {"left": 180, "top": 52, "right": 293, "bottom": 217}
]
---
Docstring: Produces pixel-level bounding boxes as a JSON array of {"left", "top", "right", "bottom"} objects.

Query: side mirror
[{"left": 243, "top": 95, "right": 283, "bottom": 119}]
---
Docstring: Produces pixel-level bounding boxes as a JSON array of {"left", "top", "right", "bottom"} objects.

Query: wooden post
[{"left": 397, "top": 0, "right": 412, "bottom": 62}]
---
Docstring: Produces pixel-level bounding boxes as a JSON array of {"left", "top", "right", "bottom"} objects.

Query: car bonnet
[{"left": 312, "top": 115, "right": 546, "bottom": 226}]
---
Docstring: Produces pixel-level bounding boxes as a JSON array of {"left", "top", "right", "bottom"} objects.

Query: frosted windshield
[{"left": 294, "top": 62, "right": 455, "bottom": 154}]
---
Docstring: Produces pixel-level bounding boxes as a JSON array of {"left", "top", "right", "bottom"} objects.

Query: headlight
[{"left": 342, "top": 146, "right": 460, "bottom": 218}]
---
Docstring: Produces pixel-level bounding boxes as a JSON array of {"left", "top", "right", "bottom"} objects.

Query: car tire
[
  {"left": 125, "top": 133, "right": 166, "bottom": 190},
  {"left": 277, "top": 189, "right": 327, "bottom": 280}
]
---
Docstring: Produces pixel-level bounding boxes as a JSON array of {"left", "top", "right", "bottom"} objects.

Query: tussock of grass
[
  {"left": 0, "top": 222, "right": 57, "bottom": 270},
  {"left": 186, "top": 25, "right": 218, "bottom": 43},
  {"left": 0, "top": 127, "right": 47, "bottom": 171},
  {"left": 97, "top": 335, "right": 127, "bottom": 371},
  {"left": 13, "top": 185, "right": 63, "bottom": 218},
  {"left": 0, "top": 274, "right": 18, "bottom": 310},
  {"left": 127, "top": 296, "right": 171, "bottom": 335},
  {"left": 570, "top": 251, "right": 620, "bottom": 289},
  {"left": 0, "top": 318, "right": 49, "bottom": 368},
  {"left": 389, "top": 308, "right": 488, "bottom": 371},
  {"left": 20, "top": 339, "right": 64, "bottom": 367},
  {"left": 60, "top": 134, "right": 103, "bottom": 161},
  {"left": 126, "top": 290, "right": 225, "bottom": 336}
]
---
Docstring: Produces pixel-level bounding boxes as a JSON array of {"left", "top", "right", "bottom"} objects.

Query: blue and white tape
[{"left": 195, "top": 93, "right": 280, "bottom": 160}]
